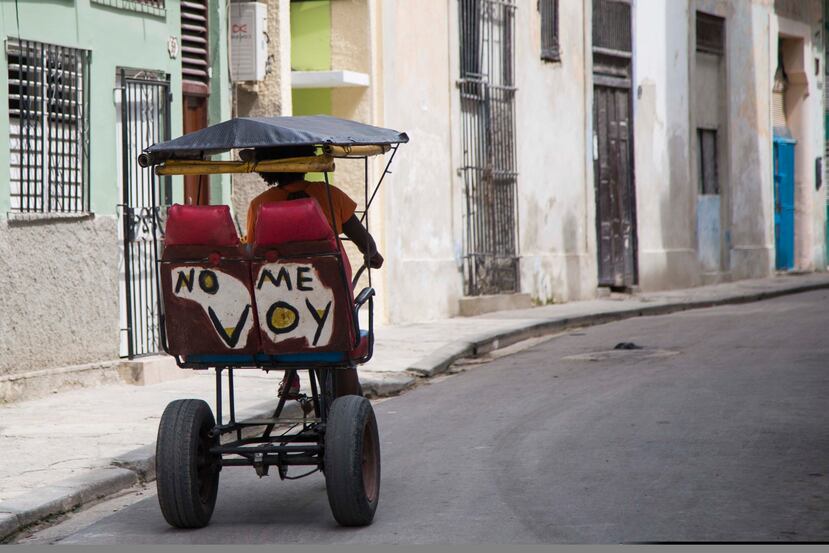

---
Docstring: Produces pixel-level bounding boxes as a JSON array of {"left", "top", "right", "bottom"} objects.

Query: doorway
[{"left": 592, "top": 0, "right": 637, "bottom": 288}]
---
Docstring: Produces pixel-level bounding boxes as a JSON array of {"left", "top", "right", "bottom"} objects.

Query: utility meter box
[{"left": 230, "top": 2, "right": 267, "bottom": 82}]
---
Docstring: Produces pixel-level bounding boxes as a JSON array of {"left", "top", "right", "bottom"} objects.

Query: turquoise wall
[{"left": 0, "top": 0, "right": 231, "bottom": 214}]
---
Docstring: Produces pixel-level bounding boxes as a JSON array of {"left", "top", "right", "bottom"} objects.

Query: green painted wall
[
  {"left": 0, "top": 0, "right": 232, "bottom": 214},
  {"left": 290, "top": 0, "right": 331, "bottom": 118},
  {"left": 0, "top": 0, "right": 184, "bottom": 215},
  {"left": 290, "top": 0, "right": 331, "bottom": 182},
  {"left": 290, "top": 0, "right": 330, "bottom": 71},
  {"left": 208, "top": 0, "right": 232, "bottom": 205}
]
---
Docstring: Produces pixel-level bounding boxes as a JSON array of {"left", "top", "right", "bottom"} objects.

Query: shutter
[
  {"left": 181, "top": 0, "right": 210, "bottom": 95},
  {"left": 696, "top": 12, "right": 725, "bottom": 56}
]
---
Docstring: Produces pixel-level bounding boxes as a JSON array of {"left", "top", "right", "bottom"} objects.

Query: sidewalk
[{"left": 2, "top": 271, "right": 828, "bottom": 540}]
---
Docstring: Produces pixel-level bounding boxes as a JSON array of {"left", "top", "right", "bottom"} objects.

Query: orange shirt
[{"left": 244, "top": 180, "right": 358, "bottom": 243}]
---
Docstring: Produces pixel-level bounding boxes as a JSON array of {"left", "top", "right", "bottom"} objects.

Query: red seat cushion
[
  {"left": 165, "top": 204, "right": 240, "bottom": 246},
  {"left": 254, "top": 199, "right": 335, "bottom": 246}
]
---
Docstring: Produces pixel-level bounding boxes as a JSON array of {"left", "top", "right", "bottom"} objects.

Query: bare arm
[{"left": 341, "top": 215, "right": 384, "bottom": 269}]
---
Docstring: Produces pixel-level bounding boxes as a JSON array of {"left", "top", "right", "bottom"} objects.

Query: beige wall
[
  {"left": 515, "top": 0, "right": 595, "bottom": 304},
  {"left": 379, "top": 0, "right": 462, "bottom": 322},
  {"left": 0, "top": 216, "right": 120, "bottom": 376}
]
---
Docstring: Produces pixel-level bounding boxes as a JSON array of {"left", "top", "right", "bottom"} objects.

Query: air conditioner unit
[{"left": 230, "top": 2, "right": 267, "bottom": 82}]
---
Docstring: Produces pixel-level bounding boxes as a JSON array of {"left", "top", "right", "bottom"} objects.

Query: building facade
[
  {"left": 229, "top": 0, "right": 825, "bottom": 326},
  {"left": 0, "top": 0, "right": 231, "bottom": 400}
]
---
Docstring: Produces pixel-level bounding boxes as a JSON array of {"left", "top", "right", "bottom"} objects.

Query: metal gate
[
  {"left": 592, "top": 0, "right": 637, "bottom": 287},
  {"left": 458, "top": 0, "right": 519, "bottom": 296},
  {"left": 119, "top": 70, "right": 171, "bottom": 358}
]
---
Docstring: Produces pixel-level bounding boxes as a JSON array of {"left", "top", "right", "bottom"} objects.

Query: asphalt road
[{"left": 35, "top": 290, "right": 829, "bottom": 543}]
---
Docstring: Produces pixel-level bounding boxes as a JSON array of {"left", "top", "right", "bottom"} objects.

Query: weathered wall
[
  {"left": 633, "top": 0, "right": 699, "bottom": 290},
  {"left": 515, "top": 0, "right": 595, "bottom": 304},
  {"left": 0, "top": 216, "right": 120, "bottom": 376},
  {"left": 724, "top": 0, "right": 776, "bottom": 279},
  {"left": 633, "top": 0, "right": 788, "bottom": 290},
  {"left": 773, "top": 0, "right": 826, "bottom": 271},
  {"left": 380, "top": 0, "right": 462, "bottom": 322}
]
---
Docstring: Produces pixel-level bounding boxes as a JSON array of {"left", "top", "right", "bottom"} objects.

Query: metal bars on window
[
  {"left": 458, "top": 0, "right": 519, "bottom": 296},
  {"left": 7, "top": 39, "right": 90, "bottom": 213},
  {"left": 120, "top": 71, "right": 171, "bottom": 358},
  {"left": 539, "top": 0, "right": 560, "bottom": 61}
]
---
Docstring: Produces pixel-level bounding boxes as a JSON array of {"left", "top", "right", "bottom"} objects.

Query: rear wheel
[
  {"left": 156, "top": 399, "right": 220, "bottom": 528},
  {"left": 324, "top": 395, "right": 380, "bottom": 526}
]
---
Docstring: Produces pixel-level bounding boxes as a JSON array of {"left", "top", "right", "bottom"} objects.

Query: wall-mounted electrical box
[{"left": 230, "top": 2, "right": 267, "bottom": 82}]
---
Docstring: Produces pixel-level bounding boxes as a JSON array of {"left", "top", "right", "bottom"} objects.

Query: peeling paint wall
[
  {"left": 633, "top": 0, "right": 698, "bottom": 290},
  {"left": 515, "top": 0, "right": 595, "bottom": 304},
  {"left": 379, "top": 0, "right": 462, "bottom": 322},
  {"left": 631, "top": 0, "right": 820, "bottom": 291},
  {"left": 773, "top": 0, "right": 826, "bottom": 272}
]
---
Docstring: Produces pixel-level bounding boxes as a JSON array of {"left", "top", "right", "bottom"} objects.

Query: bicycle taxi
[{"left": 138, "top": 115, "right": 408, "bottom": 528}]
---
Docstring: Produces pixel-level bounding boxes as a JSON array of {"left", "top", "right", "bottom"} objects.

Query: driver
[{"left": 243, "top": 145, "right": 383, "bottom": 400}]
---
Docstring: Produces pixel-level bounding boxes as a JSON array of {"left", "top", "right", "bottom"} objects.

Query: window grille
[
  {"left": 698, "top": 129, "right": 719, "bottom": 195},
  {"left": 134, "top": 0, "right": 164, "bottom": 7},
  {"left": 7, "top": 39, "right": 90, "bottom": 213},
  {"left": 539, "top": 0, "right": 559, "bottom": 61},
  {"left": 696, "top": 12, "right": 725, "bottom": 56},
  {"left": 181, "top": 0, "right": 210, "bottom": 95}
]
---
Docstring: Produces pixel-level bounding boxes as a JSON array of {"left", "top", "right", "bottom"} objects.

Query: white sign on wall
[{"left": 230, "top": 2, "right": 268, "bottom": 82}]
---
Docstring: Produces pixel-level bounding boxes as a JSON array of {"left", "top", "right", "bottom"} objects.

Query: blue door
[{"left": 773, "top": 136, "right": 796, "bottom": 270}]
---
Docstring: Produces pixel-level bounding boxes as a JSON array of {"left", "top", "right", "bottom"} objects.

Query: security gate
[
  {"left": 119, "top": 70, "right": 171, "bottom": 358},
  {"left": 458, "top": 0, "right": 519, "bottom": 296},
  {"left": 592, "top": 0, "right": 637, "bottom": 288}
]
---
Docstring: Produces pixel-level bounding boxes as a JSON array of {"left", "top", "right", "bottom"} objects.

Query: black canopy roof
[{"left": 141, "top": 115, "right": 408, "bottom": 166}]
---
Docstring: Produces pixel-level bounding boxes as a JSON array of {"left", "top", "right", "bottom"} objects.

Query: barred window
[
  {"left": 7, "top": 39, "right": 90, "bottom": 213},
  {"left": 540, "top": 0, "right": 560, "bottom": 61}
]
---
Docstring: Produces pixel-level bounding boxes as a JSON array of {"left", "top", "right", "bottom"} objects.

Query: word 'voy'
[{"left": 254, "top": 262, "right": 335, "bottom": 347}]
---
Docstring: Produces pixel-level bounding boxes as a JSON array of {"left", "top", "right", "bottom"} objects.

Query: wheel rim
[{"left": 361, "top": 421, "right": 379, "bottom": 502}]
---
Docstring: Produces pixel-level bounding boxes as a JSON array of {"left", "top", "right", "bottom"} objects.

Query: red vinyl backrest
[
  {"left": 254, "top": 199, "right": 335, "bottom": 246},
  {"left": 165, "top": 204, "right": 240, "bottom": 246}
]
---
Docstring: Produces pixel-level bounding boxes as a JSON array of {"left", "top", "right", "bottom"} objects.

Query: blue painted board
[{"left": 774, "top": 136, "right": 796, "bottom": 270}]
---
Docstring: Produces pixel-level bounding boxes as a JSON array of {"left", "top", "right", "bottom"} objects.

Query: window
[
  {"left": 540, "top": 0, "right": 560, "bottom": 61},
  {"left": 696, "top": 11, "right": 725, "bottom": 55},
  {"left": 698, "top": 129, "right": 719, "bottom": 195},
  {"left": 7, "top": 39, "right": 90, "bottom": 213}
]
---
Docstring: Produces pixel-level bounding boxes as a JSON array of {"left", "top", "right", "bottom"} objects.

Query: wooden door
[
  {"left": 593, "top": 85, "right": 636, "bottom": 287},
  {"left": 182, "top": 95, "right": 209, "bottom": 204}
]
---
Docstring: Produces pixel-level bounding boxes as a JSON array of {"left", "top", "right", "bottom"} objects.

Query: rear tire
[
  {"left": 324, "top": 395, "right": 380, "bottom": 526},
  {"left": 156, "top": 399, "right": 220, "bottom": 529}
]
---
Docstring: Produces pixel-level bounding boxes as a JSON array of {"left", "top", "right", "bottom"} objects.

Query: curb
[
  {"left": 403, "top": 276, "right": 829, "bottom": 378},
  {"left": 2, "top": 275, "right": 827, "bottom": 542},
  {"left": 0, "top": 400, "right": 299, "bottom": 543}
]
